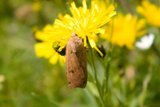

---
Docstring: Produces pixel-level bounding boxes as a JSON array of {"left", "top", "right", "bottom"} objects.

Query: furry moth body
[{"left": 66, "top": 33, "right": 87, "bottom": 88}]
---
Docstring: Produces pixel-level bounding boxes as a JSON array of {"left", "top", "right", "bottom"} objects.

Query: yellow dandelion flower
[
  {"left": 137, "top": 0, "right": 160, "bottom": 27},
  {"left": 101, "top": 14, "right": 146, "bottom": 49},
  {"left": 34, "top": 0, "right": 116, "bottom": 64},
  {"left": 51, "top": 0, "right": 116, "bottom": 55},
  {"left": 70, "top": 0, "right": 116, "bottom": 49}
]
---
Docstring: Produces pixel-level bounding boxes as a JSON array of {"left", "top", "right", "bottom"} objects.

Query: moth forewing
[{"left": 66, "top": 33, "right": 87, "bottom": 88}]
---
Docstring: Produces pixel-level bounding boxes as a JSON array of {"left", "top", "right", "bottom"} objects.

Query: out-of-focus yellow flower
[
  {"left": 137, "top": 0, "right": 160, "bottom": 27},
  {"left": 101, "top": 14, "right": 146, "bottom": 49},
  {"left": 34, "top": 0, "right": 116, "bottom": 64}
]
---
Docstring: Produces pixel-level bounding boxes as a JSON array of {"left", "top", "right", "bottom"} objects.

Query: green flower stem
[
  {"left": 104, "top": 22, "right": 113, "bottom": 96},
  {"left": 105, "top": 50, "right": 111, "bottom": 93},
  {"left": 87, "top": 37, "right": 105, "bottom": 107},
  {"left": 89, "top": 47, "right": 105, "bottom": 107}
]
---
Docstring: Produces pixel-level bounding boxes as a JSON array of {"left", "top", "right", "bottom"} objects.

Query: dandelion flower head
[
  {"left": 101, "top": 14, "right": 146, "bottom": 49},
  {"left": 34, "top": 0, "right": 116, "bottom": 64}
]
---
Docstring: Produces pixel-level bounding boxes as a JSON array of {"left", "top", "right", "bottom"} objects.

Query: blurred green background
[
  {"left": 0, "top": 0, "right": 89, "bottom": 107},
  {"left": 0, "top": 0, "right": 160, "bottom": 107}
]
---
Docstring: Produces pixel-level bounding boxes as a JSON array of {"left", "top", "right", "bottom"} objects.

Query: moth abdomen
[{"left": 66, "top": 33, "right": 87, "bottom": 88}]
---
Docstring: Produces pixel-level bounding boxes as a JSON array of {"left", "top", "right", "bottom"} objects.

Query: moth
[{"left": 66, "top": 33, "right": 87, "bottom": 88}]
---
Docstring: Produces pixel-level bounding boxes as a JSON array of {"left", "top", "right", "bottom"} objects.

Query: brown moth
[{"left": 66, "top": 33, "right": 87, "bottom": 88}]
